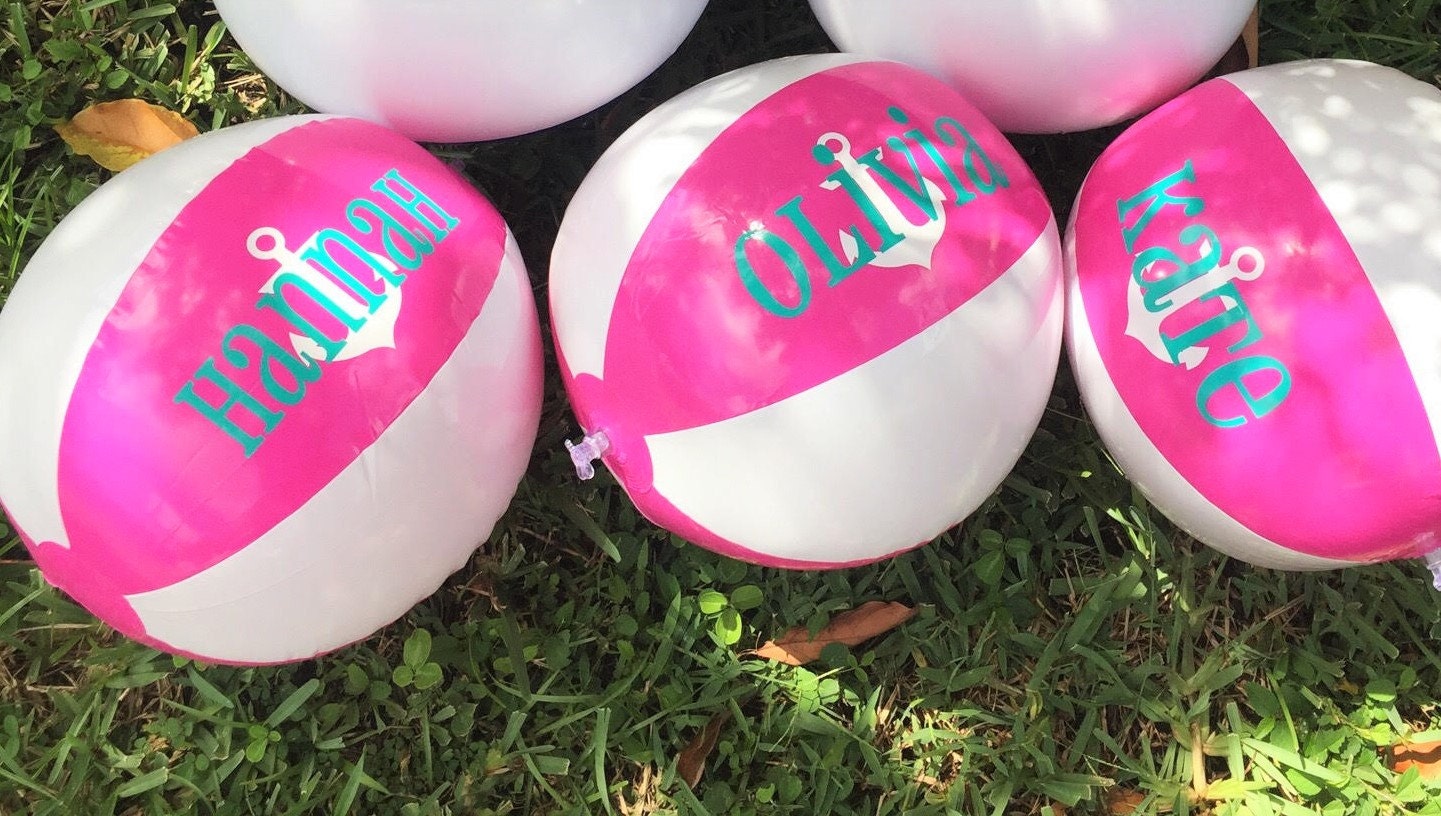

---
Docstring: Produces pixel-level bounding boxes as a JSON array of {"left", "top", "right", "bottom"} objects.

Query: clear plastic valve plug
[
  {"left": 565, "top": 431, "right": 610, "bottom": 481},
  {"left": 1425, "top": 548, "right": 1441, "bottom": 592}
]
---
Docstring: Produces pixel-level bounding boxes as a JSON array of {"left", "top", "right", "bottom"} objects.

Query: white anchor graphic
[
  {"left": 249, "top": 227, "right": 403, "bottom": 363},
  {"left": 1125, "top": 240, "right": 1265, "bottom": 370},
  {"left": 817, "top": 132, "right": 948, "bottom": 270}
]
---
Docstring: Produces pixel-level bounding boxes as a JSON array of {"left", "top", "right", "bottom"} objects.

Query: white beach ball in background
[
  {"left": 213, "top": 0, "right": 710, "bottom": 142},
  {"left": 550, "top": 55, "right": 1064, "bottom": 569},
  {"left": 1066, "top": 60, "right": 1441, "bottom": 579},
  {"left": 808, "top": 0, "right": 1257, "bottom": 134},
  {"left": 0, "top": 116, "right": 543, "bottom": 663}
]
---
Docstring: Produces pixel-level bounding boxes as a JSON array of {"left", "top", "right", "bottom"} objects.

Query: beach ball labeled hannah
[
  {"left": 213, "top": 0, "right": 710, "bottom": 142},
  {"left": 808, "top": 0, "right": 1257, "bottom": 134},
  {"left": 1066, "top": 60, "right": 1441, "bottom": 581},
  {"left": 0, "top": 116, "right": 543, "bottom": 663},
  {"left": 551, "top": 55, "right": 1064, "bottom": 569}
]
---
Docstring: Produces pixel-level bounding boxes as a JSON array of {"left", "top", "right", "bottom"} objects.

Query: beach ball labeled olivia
[
  {"left": 552, "top": 55, "right": 1064, "bottom": 568},
  {"left": 213, "top": 0, "right": 709, "bottom": 142},
  {"left": 1067, "top": 60, "right": 1441, "bottom": 578},
  {"left": 0, "top": 116, "right": 543, "bottom": 663}
]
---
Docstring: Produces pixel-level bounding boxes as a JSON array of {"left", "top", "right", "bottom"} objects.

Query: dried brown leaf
[
  {"left": 747, "top": 601, "right": 915, "bottom": 666},
  {"left": 1391, "top": 740, "right": 1441, "bottom": 781},
  {"left": 1243, "top": 6, "right": 1260, "bottom": 68},
  {"left": 675, "top": 712, "right": 729, "bottom": 789},
  {"left": 55, "top": 99, "right": 199, "bottom": 171},
  {"left": 1106, "top": 788, "right": 1148, "bottom": 814}
]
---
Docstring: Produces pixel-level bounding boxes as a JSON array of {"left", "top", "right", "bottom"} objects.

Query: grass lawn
[{"left": 3, "top": 1, "right": 1441, "bottom": 814}]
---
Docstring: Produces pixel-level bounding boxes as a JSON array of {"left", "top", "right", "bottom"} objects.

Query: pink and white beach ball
[
  {"left": 808, "top": 0, "right": 1256, "bottom": 134},
  {"left": 213, "top": 0, "right": 710, "bottom": 142},
  {"left": 550, "top": 55, "right": 1064, "bottom": 568},
  {"left": 1066, "top": 60, "right": 1441, "bottom": 576},
  {"left": 0, "top": 116, "right": 543, "bottom": 663}
]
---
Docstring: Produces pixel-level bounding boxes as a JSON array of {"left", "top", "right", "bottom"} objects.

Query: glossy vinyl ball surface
[
  {"left": 0, "top": 116, "right": 543, "bottom": 662},
  {"left": 809, "top": 0, "right": 1256, "bottom": 133},
  {"left": 214, "top": 0, "right": 710, "bottom": 142},
  {"left": 551, "top": 55, "right": 1064, "bottom": 568}
]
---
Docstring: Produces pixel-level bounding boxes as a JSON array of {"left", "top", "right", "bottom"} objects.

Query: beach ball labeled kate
[
  {"left": 0, "top": 115, "right": 543, "bottom": 663},
  {"left": 808, "top": 0, "right": 1256, "bottom": 134},
  {"left": 551, "top": 55, "right": 1064, "bottom": 568},
  {"left": 213, "top": 0, "right": 710, "bottom": 142},
  {"left": 1066, "top": 60, "right": 1441, "bottom": 575}
]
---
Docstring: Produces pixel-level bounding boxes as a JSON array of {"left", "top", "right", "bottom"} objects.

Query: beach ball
[
  {"left": 0, "top": 115, "right": 544, "bottom": 663},
  {"left": 1066, "top": 60, "right": 1441, "bottom": 576},
  {"left": 808, "top": 0, "right": 1256, "bottom": 134},
  {"left": 550, "top": 54, "right": 1064, "bottom": 568},
  {"left": 213, "top": 0, "right": 710, "bottom": 142}
]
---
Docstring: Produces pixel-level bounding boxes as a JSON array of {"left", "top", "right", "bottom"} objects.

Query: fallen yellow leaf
[
  {"left": 746, "top": 601, "right": 915, "bottom": 666},
  {"left": 55, "top": 99, "right": 199, "bottom": 171}
]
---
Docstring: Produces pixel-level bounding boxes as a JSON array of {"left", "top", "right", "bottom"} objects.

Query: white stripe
[
  {"left": 215, "top": 0, "right": 709, "bottom": 142},
  {"left": 1226, "top": 60, "right": 1441, "bottom": 467},
  {"left": 0, "top": 115, "right": 333, "bottom": 551},
  {"left": 549, "top": 53, "right": 868, "bottom": 380},
  {"left": 809, "top": 0, "right": 1255, "bottom": 134},
  {"left": 644, "top": 221, "right": 1063, "bottom": 563},
  {"left": 126, "top": 235, "right": 541, "bottom": 662}
]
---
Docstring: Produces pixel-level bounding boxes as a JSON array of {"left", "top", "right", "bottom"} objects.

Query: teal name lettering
[
  {"left": 736, "top": 106, "right": 1009, "bottom": 318},
  {"left": 1119, "top": 164, "right": 1289, "bottom": 428},
  {"left": 175, "top": 169, "right": 459, "bottom": 456}
]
